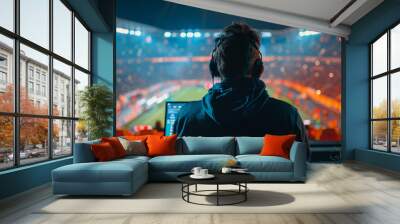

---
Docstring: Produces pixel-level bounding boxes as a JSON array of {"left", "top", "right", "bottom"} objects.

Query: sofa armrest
[
  {"left": 73, "top": 140, "right": 100, "bottom": 163},
  {"left": 289, "top": 141, "right": 307, "bottom": 181}
]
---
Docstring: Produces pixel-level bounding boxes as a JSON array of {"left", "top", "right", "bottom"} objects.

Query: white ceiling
[
  {"left": 165, "top": 0, "right": 384, "bottom": 37},
  {"left": 229, "top": 0, "right": 353, "bottom": 22}
]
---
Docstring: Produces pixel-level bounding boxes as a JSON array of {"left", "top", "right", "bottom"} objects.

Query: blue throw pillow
[{"left": 236, "top": 137, "right": 264, "bottom": 155}]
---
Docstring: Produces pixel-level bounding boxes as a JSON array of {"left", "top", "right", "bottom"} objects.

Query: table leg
[
  {"left": 181, "top": 184, "right": 183, "bottom": 199},
  {"left": 195, "top": 184, "right": 197, "bottom": 192},
  {"left": 187, "top": 184, "right": 190, "bottom": 202},
  {"left": 245, "top": 183, "right": 247, "bottom": 201},
  {"left": 217, "top": 184, "right": 219, "bottom": 206}
]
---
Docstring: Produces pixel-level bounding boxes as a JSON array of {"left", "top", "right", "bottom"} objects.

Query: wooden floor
[{"left": 1, "top": 162, "right": 400, "bottom": 224}]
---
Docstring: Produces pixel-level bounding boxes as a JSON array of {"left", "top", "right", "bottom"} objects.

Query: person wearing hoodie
[{"left": 173, "top": 22, "right": 308, "bottom": 145}]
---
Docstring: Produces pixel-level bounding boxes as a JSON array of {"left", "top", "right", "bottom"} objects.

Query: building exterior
[{"left": 0, "top": 42, "right": 75, "bottom": 150}]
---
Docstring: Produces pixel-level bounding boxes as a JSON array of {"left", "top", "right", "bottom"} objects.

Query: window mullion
[
  {"left": 13, "top": 0, "right": 20, "bottom": 167},
  {"left": 388, "top": 30, "right": 391, "bottom": 152},
  {"left": 370, "top": 45, "right": 373, "bottom": 149},
  {"left": 71, "top": 10, "right": 76, "bottom": 155},
  {"left": 48, "top": 0, "right": 54, "bottom": 160}
]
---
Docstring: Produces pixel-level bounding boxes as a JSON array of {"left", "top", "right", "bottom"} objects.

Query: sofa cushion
[
  {"left": 236, "top": 155, "right": 293, "bottom": 172},
  {"left": 91, "top": 142, "right": 118, "bottom": 161},
  {"left": 178, "top": 137, "right": 235, "bottom": 155},
  {"left": 236, "top": 137, "right": 263, "bottom": 155},
  {"left": 101, "top": 137, "right": 127, "bottom": 158},
  {"left": 260, "top": 134, "right": 296, "bottom": 159},
  {"left": 52, "top": 158, "right": 147, "bottom": 183},
  {"left": 149, "top": 154, "right": 235, "bottom": 172},
  {"left": 147, "top": 134, "right": 177, "bottom": 157},
  {"left": 118, "top": 138, "right": 147, "bottom": 156}
]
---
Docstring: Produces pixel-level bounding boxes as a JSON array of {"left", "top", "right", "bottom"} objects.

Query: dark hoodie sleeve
[
  {"left": 173, "top": 113, "right": 184, "bottom": 137},
  {"left": 294, "top": 110, "right": 310, "bottom": 154},
  {"left": 173, "top": 108, "right": 194, "bottom": 137}
]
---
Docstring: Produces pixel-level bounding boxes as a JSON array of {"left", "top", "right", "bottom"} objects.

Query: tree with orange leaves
[{"left": 0, "top": 85, "right": 60, "bottom": 152}]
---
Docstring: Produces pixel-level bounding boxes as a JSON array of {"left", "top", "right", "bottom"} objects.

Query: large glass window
[
  {"left": 0, "top": 0, "right": 14, "bottom": 32},
  {"left": 391, "top": 72, "right": 400, "bottom": 117},
  {"left": 0, "top": 34, "right": 13, "bottom": 112},
  {"left": 0, "top": 0, "right": 91, "bottom": 170},
  {"left": 372, "top": 77, "right": 387, "bottom": 119},
  {"left": 0, "top": 116, "right": 13, "bottom": 169},
  {"left": 20, "top": 0, "right": 49, "bottom": 49},
  {"left": 53, "top": 119, "right": 72, "bottom": 158},
  {"left": 391, "top": 120, "right": 400, "bottom": 153},
  {"left": 53, "top": 0, "right": 72, "bottom": 60},
  {"left": 19, "top": 117, "right": 49, "bottom": 165},
  {"left": 391, "top": 24, "right": 400, "bottom": 70},
  {"left": 370, "top": 23, "right": 400, "bottom": 153},
  {"left": 53, "top": 59, "right": 72, "bottom": 117},
  {"left": 372, "top": 34, "right": 387, "bottom": 77},
  {"left": 74, "top": 18, "right": 89, "bottom": 70},
  {"left": 74, "top": 69, "right": 89, "bottom": 118},
  {"left": 20, "top": 44, "right": 49, "bottom": 115}
]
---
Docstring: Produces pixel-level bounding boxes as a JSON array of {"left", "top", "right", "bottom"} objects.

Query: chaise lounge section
[
  {"left": 52, "top": 140, "right": 149, "bottom": 196},
  {"left": 52, "top": 136, "right": 307, "bottom": 196}
]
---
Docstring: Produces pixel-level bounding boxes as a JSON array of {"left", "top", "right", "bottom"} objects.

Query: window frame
[
  {"left": 369, "top": 20, "right": 400, "bottom": 154},
  {"left": 0, "top": 0, "right": 92, "bottom": 171}
]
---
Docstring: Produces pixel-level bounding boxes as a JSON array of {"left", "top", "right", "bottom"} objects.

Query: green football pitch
[{"left": 124, "top": 87, "right": 208, "bottom": 128}]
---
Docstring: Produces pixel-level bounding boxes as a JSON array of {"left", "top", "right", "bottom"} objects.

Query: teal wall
[
  {"left": 355, "top": 149, "right": 400, "bottom": 172},
  {"left": 343, "top": 44, "right": 369, "bottom": 159},
  {"left": 0, "top": 158, "right": 72, "bottom": 199},
  {"left": 344, "top": 0, "right": 400, "bottom": 171},
  {"left": 92, "top": 33, "right": 114, "bottom": 87},
  {"left": 92, "top": 32, "right": 115, "bottom": 135}
]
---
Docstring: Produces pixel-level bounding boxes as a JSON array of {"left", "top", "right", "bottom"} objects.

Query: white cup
[
  {"left": 221, "top": 167, "right": 232, "bottom": 174},
  {"left": 191, "top": 167, "right": 202, "bottom": 176},
  {"left": 200, "top": 169, "right": 208, "bottom": 176}
]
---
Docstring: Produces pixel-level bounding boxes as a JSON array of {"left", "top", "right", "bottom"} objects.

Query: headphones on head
[{"left": 209, "top": 32, "right": 264, "bottom": 82}]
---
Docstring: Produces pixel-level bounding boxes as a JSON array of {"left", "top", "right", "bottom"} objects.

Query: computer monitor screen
[{"left": 164, "top": 102, "right": 189, "bottom": 136}]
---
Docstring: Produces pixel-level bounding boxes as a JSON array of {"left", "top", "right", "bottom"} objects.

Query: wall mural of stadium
[{"left": 116, "top": 20, "right": 341, "bottom": 142}]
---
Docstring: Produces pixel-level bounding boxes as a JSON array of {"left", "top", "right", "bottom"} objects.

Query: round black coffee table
[{"left": 177, "top": 173, "right": 255, "bottom": 206}]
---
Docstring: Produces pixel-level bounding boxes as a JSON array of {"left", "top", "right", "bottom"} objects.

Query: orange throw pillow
[
  {"left": 146, "top": 134, "right": 177, "bottom": 157},
  {"left": 260, "top": 134, "right": 296, "bottom": 159},
  {"left": 101, "top": 137, "right": 127, "bottom": 158},
  {"left": 91, "top": 142, "right": 117, "bottom": 161}
]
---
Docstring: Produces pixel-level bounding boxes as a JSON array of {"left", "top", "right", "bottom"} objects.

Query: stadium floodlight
[
  {"left": 262, "top": 32, "right": 272, "bottom": 38},
  {"left": 116, "top": 27, "right": 129, "bottom": 34},
  {"left": 194, "top": 32, "right": 201, "bottom": 38},
  {"left": 180, "top": 32, "right": 187, "bottom": 38},
  {"left": 204, "top": 32, "right": 211, "bottom": 38},
  {"left": 213, "top": 32, "right": 220, "bottom": 38},
  {"left": 187, "top": 32, "right": 194, "bottom": 38},
  {"left": 298, "top": 30, "right": 320, "bottom": 37},
  {"left": 164, "top": 32, "right": 172, "bottom": 38},
  {"left": 134, "top": 30, "right": 142, "bottom": 36},
  {"left": 129, "top": 30, "right": 135, "bottom": 36}
]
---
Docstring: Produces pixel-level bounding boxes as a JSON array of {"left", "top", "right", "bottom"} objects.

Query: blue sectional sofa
[{"left": 52, "top": 137, "right": 307, "bottom": 196}]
